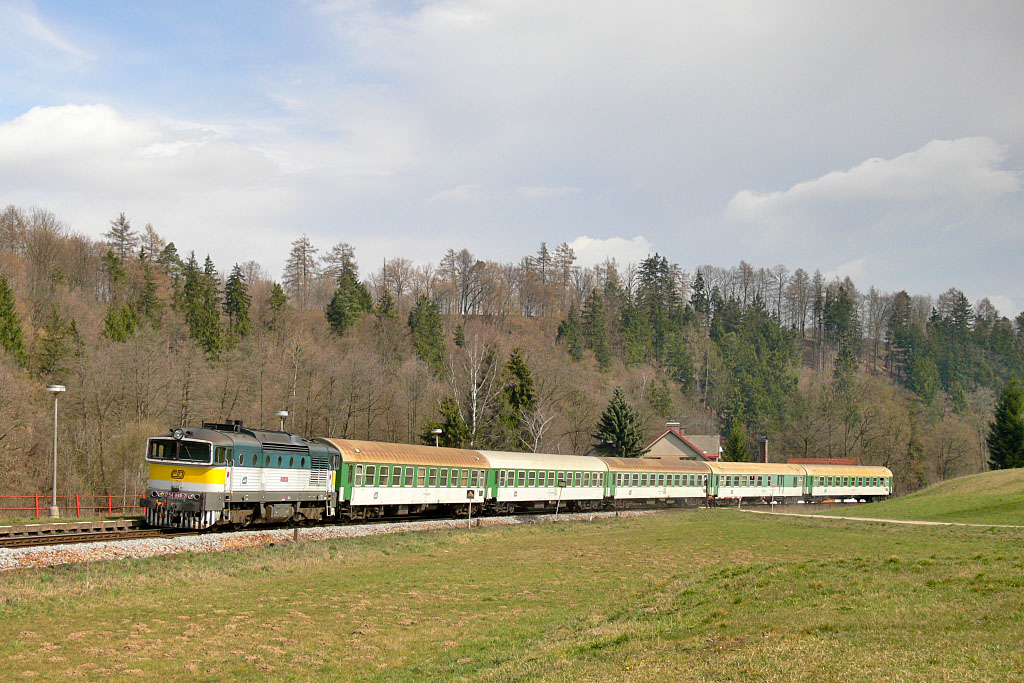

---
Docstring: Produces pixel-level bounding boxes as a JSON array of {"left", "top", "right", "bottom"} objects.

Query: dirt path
[{"left": 739, "top": 509, "right": 1024, "bottom": 528}]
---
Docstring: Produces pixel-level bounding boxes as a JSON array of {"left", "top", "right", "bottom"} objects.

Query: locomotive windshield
[{"left": 147, "top": 438, "right": 212, "bottom": 464}]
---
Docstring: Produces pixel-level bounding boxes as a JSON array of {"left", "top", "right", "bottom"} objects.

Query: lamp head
[{"left": 46, "top": 384, "right": 66, "bottom": 394}]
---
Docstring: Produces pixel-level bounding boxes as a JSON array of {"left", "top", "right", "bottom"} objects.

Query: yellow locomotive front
[{"left": 141, "top": 427, "right": 231, "bottom": 529}]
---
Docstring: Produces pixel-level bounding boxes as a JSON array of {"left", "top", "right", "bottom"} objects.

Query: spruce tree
[
  {"left": 592, "top": 387, "right": 647, "bottom": 457},
  {"left": 102, "top": 303, "right": 137, "bottom": 342},
  {"left": 582, "top": 290, "right": 611, "bottom": 371},
  {"left": 721, "top": 423, "right": 751, "bottom": 462},
  {"left": 223, "top": 264, "right": 252, "bottom": 339},
  {"left": 180, "top": 252, "right": 222, "bottom": 355},
  {"left": 499, "top": 348, "right": 537, "bottom": 447},
  {"left": 137, "top": 258, "right": 162, "bottom": 327},
  {"left": 0, "top": 273, "right": 27, "bottom": 366},
  {"left": 986, "top": 377, "right": 1024, "bottom": 469},
  {"left": 326, "top": 263, "right": 372, "bottom": 336},
  {"left": 556, "top": 303, "right": 584, "bottom": 361},
  {"left": 267, "top": 283, "right": 288, "bottom": 330},
  {"left": 408, "top": 296, "right": 444, "bottom": 371},
  {"left": 453, "top": 324, "right": 465, "bottom": 347},
  {"left": 420, "top": 397, "right": 470, "bottom": 448}
]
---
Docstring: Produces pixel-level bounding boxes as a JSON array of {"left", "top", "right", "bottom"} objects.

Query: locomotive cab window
[{"left": 147, "top": 439, "right": 212, "bottom": 464}]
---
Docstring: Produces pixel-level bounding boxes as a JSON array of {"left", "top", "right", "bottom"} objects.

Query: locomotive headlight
[{"left": 172, "top": 429, "right": 184, "bottom": 440}]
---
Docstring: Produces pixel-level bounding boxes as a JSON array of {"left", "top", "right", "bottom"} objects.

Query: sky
[{"left": 1, "top": 0, "right": 1022, "bottom": 315}]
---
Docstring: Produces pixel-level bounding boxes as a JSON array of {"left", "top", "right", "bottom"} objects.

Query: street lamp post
[
  {"left": 431, "top": 428, "right": 443, "bottom": 447},
  {"left": 275, "top": 410, "right": 289, "bottom": 432},
  {"left": 46, "top": 384, "right": 66, "bottom": 519}
]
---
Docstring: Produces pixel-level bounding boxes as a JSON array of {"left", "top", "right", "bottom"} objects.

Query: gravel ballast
[{"left": 0, "top": 510, "right": 657, "bottom": 572}]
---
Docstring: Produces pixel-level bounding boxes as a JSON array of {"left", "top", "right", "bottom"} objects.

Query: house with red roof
[{"left": 641, "top": 422, "right": 721, "bottom": 461}]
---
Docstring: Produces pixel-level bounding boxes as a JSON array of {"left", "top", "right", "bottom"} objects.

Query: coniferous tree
[
  {"left": 986, "top": 376, "right": 1024, "bottom": 469},
  {"left": 104, "top": 212, "right": 138, "bottom": 260},
  {"left": 266, "top": 282, "right": 288, "bottom": 330},
  {"left": 180, "top": 252, "right": 222, "bottom": 355},
  {"left": 136, "top": 257, "right": 162, "bottom": 327},
  {"left": 556, "top": 303, "right": 584, "bottom": 362},
  {"left": 103, "top": 303, "right": 137, "bottom": 342},
  {"left": 0, "top": 273, "right": 27, "bottom": 366},
  {"left": 283, "top": 234, "right": 319, "bottom": 310},
  {"left": 223, "top": 264, "right": 252, "bottom": 339},
  {"left": 498, "top": 348, "right": 537, "bottom": 448},
  {"left": 721, "top": 423, "right": 751, "bottom": 462},
  {"left": 582, "top": 290, "right": 611, "bottom": 371},
  {"left": 408, "top": 296, "right": 444, "bottom": 371},
  {"left": 592, "top": 387, "right": 647, "bottom": 457},
  {"left": 326, "top": 260, "right": 373, "bottom": 336},
  {"left": 453, "top": 323, "right": 465, "bottom": 348},
  {"left": 420, "top": 397, "right": 470, "bottom": 448},
  {"left": 36, "top": 310, "right": 82, "bottom": 378}
]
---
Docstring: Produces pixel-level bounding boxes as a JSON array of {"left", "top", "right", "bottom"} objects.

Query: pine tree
[
  {"left": 0, "top": 273, "right": 27, "bottom": 366},
  {"left": 408, "top": 296, "right": 444, "bottom": 371},
  {"left": 223, "top": 264, "right": 252, "bottom": 339},
  {"left": 325, "top": 262, "right": 372, "bottom": 336},
  {"left": 986, "top": 376, "right": 1024, "bottom": 469},
  {"left": 104, "top": 212, "right": 138, "bottom": 259},
  {"left": 592, "top": 387, "right": 647, "bottom": 457}
]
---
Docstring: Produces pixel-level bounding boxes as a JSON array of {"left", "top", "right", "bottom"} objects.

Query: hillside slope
[{"left": 819, "top": 468, "right": 1024, "bottom": 525}]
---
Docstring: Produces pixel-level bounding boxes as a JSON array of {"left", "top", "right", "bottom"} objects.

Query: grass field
[
  {"left": 816, "top": 468, "right": 1024, "bottom": 525},
  {"left": 2, "top": 510, "right": 1023, "bottom": 681}
]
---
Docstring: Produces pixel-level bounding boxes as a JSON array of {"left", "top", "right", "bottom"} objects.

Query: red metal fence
[{"left": 0, "top": 494, "right": 142, "bottom": 520}]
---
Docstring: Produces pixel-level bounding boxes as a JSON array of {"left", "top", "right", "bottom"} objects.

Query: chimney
[
  {"left": 666, "top": 421, "right": 683, "bottom": 435},
  {"left": 758, "top": 436, "right": 769, "bottom": 463}
]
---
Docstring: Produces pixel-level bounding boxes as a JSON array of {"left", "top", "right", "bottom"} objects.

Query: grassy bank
[
  {"left": 2, "top": 510, "right": 1022, "bottom": 681},
  {"left": 817, "top": 468, "right": 1024, "bottom": 525}
]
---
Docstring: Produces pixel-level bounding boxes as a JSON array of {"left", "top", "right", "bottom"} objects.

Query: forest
[{"left": 1, "top": 205, "right": 1021, "bottom": 499}]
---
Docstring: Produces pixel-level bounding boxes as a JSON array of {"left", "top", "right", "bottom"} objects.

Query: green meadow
[
  {"left": 816, "top": 468, "right": 1024, "bottom": 525},
  {"left": 2, "top": 508, "right": 1022, "bottom": 681}
]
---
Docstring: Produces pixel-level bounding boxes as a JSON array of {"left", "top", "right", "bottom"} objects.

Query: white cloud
[
  {"left": 515, "top": 186, "right": 580, "bottom": 199},
  {"left": 0, "top": 3, "right": 91, "bottom": 61},
  {"left": 568, "top": 235, "right": 653, "bottom": 267},
  {"left": 725, "top": 137, "right": 1020, "bottom": 223}
]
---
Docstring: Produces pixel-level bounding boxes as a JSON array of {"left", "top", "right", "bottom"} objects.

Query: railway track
[
  {"left": 0, "top": 528, "right": 198, "bottom": 549},
  {"left": 0, "top": 503, "right": 696, "bottom": 550}
]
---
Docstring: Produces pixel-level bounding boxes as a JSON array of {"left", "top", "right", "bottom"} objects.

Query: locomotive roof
[
  {"left": 479, "top": 450, "right": 607, "bottom": 471},
  {"left": 706, "top": 461, "right": 807, "bottom": 475},
  {"left": 599, "top": 457, "right": 712, "bottom": 473},
  {"left": 318, "top": 439, "right": 489, "bottom": 468},
  {"left": 800, "top": 464, "right": 893, "bottom": 477},
  {"left": 151, "top": 427, "right": 241, "bottom": 447}
]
